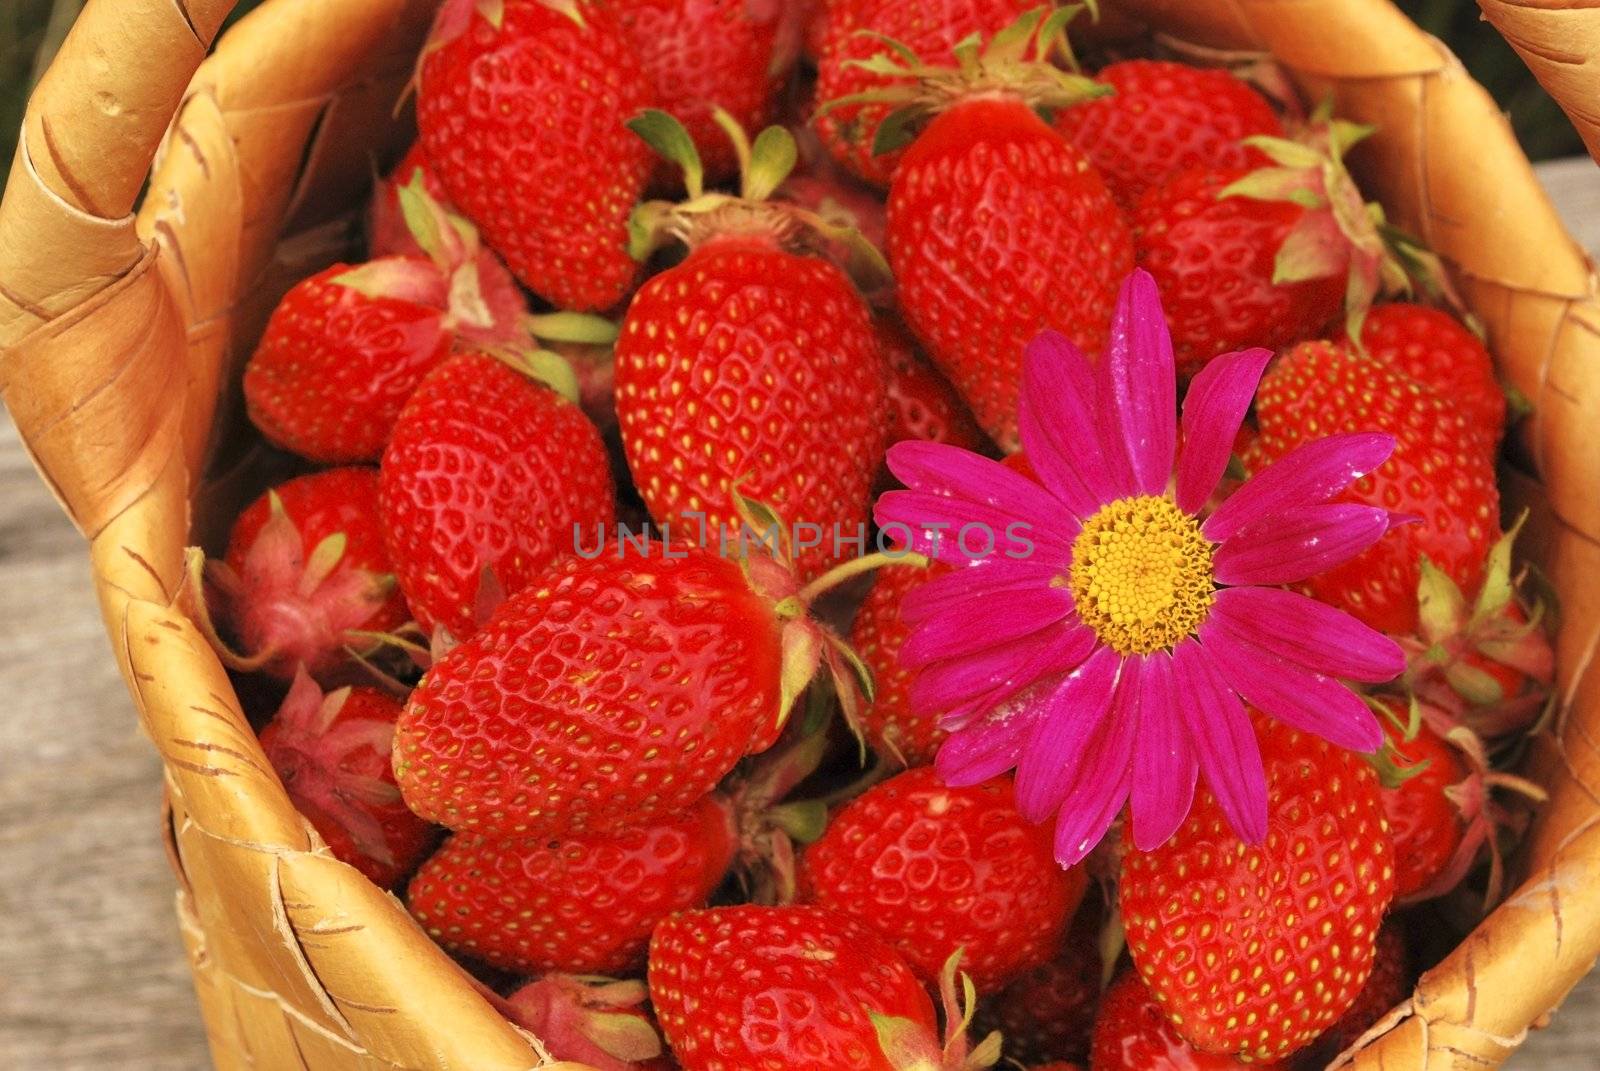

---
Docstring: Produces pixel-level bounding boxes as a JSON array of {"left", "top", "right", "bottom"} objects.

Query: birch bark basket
[{"left": 0, "top": 0, "right": 1595, "bottom": 1067}]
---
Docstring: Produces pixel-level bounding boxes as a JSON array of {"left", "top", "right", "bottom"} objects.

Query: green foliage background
[{"left": 0, "top": 0, "right": 1586, "bottom": 195}]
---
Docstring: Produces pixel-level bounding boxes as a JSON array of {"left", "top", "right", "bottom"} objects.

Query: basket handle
[
  {"left": 1478, "top": 0, "right": 1600, "bottom": 167},
  {"left": 0, "top": 0, "right": 238, "bottom": 344}
]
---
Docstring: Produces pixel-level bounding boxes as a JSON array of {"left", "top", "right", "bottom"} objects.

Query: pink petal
[
  {"left": 900, "top": 586, "right": 1074, "bottom": 669},
  {"left": 1203, "top": 432, "right": 1395, "bottom": 543},
  {"left": 1200, "top": 620, "right": 1384, "bottom": 753},
  {"left": 1169, "top": 638, "right": 1267, "bottom": 844},
  {"left": 910, "top": 619, "right": 1094, "bottom": 716},
  {"left": 1096, "top": 270, "right": 1177, "bottom": 497},
  {"left": 1013, "top": 647, "right": 1123, "bottom": 823},
  {"left": 1019, "top": 331, "right": 1116, "bottom": 519},
  {"left": 875, "top": 492, "right": 1072, "bottom": 565},
  {"left": 1128, "top": 651, "right": 1198, "bottom": 851},
  {"left": 1174, "top": 347, "right": 1274, "bottom": 513},
  {"left": 1050, "top": 666, "right": 1140, "bottom": 866},
  {"left": 1212, "top": 503, "right": 1395, "bottom": 586},
  {"left": 1208, "top": 586, "right": 1405, "bottom": 683},
  {"left": 935, "top": 685, "right": 1054, "bottom": 786},
  {"left": 877, "top": 440, "right": 1076, "bottom": 561},
  {"left": 900, "top": 559, "right": 1069, "bottom": 627}
]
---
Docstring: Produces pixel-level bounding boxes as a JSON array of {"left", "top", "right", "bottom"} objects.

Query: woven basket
[{"left": 1, "top": 0, "right": 1597, "bottom": 1067}]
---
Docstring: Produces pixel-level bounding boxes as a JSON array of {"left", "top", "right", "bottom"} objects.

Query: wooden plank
[{"left": 1, "top": 160, "right": 1598, "bottom": 1070}]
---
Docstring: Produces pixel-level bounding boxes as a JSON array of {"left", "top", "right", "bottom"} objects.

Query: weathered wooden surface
[{"left": 1, "top": 163, "right": 1598, "bottom": 1070}]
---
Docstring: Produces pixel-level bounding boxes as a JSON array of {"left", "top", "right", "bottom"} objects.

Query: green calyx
[
  {"left": 818, "top": 5, "right": 1107, "bottom": 157},
  {"left": 625, "top": 108, "right": 892, "bottom": 292},
  {"left": 869, "top": 951, "right": 1001, "bottom": 1071}
]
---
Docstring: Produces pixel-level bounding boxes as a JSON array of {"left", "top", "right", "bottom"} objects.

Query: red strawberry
[
  {"left": 1378, "top": 707, "right": 1466, "bottom": 900},
  {"left": 800, "top": 767, "right": 1086, "bottom": 991},
  {"left": 378, "top": 351, "right": 615, "bottom": 639},
  {"left": 1031, "top": 1065, "right": 1085, "bottom": 1071},
  {"left": 1246, "top": 340, "right": 1500, "bottom": 635},
  {"left": 1397, "top": 522, "right": 1554, "bottom": 738},
  {"left": 502, "top": 975, "right": 668, "bottom": 1071},
  {"left": 243, "top": 262, "right": 452, "bottom": 463},
  {"left": 393, "top": 536, "right": 864, "bottom": 839},
  {"left": 614, "top": 0, "right": 795, "bottom": 184},
  {"left": 976, "top": 918, "right": 1102, "bottom": 1065},
  {"left": 1376, "top": 697, "right": 1545, "bottom": 905},
  {"left": 249, "top": 179, "right": 528, "bottom": 463},
  {"left": 813, "top": 0, "right": 1043, "bottom": 186},
  {"left": 368, "top": 143, "right": 451, "bottom": 259},
  {"left": 1313, "top": 921, "right": 1411, "bottom": 1057},
  {"left": 200, "top": 467, "right": 407, "bottom": 681},
  {"left": 367, "top": 144, "right": 528, "bottom": 325},
  {"left": 259, "top": 671, "right": 436, "bottom": 888},
  {"left": 1340, "top": 303, "right": 1505, "bottom": 452},
  {"left": 890, "top": 94, "right": 1133, "bottom": 449},
  {"left": 1089, "top": 972, "right": 1268, "bottom": 1070},
  {"left": 1120, "top": 717, "right": 1396, "bottom": 1062},
  {"left": 850, "top": 561, "right": 950, "bottom": 765},
  {"left": 649, "top": 904, "right": 997, "bottom": 1071},
  {"left": 406, "top": 794, "right": 736, "bottom": 973},
  {"left": 617, "top": 116, "right": 887, "bottom": 583},
  {"left": 879, "top": 318, "right": 986, "bottom": 452},
  {"left": 1131, "top": 167, "right": 1342, "bottom": 377},
  {"left": 417, "top": 0, "right": 654, "bottom": 311},
  {"left": 1054, "top": 60, "right": 1282, "bottom": 208}
]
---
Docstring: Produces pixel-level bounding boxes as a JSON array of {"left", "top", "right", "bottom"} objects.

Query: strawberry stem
[{"left": 793, "top": 550, "right": 929, "bottom": 606}]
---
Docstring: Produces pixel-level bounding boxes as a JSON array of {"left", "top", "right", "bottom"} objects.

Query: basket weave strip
[
  {"left": 1480, "top": 0, "right": 1600, "bottom": 166},
  {"left": 0, "top": 0, "right": 1597, "bottom": 1068}
]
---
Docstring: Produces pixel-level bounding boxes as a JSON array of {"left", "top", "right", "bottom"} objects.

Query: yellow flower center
[{"left": 1069, "top": 495, "right": 1216, "bottom": 656}]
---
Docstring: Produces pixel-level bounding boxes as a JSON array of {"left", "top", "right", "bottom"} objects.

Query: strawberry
[
  {"left": 393, "top": 532, "right": 870, "bottom": 839},
  {"left": 248, "top": 179, "right": 528, "bottom": 463},
  {"left": 850, "top": 560, "right": 949, "bottom": 765},
  {"left": 887, "top": 87, "right": 1133, "bottom": 447},
  {"left": 618, "top": 114, "right": 887, "bottom": 582},
  {"left": 1139, "top": 115, "right": 1454, "bottom": 377},
  {"left": 1375, "top": 697, "right": 1545, "bottom": 906},
  {"left": 1120, "top": 717, "right": 1396, "bottom": 1063},
  {"left": 1054, "top": 60, "right": 1282, "bottom": 208},
  {"left": 197, "top": 467, "right": 407, "bottom": 681},
  {"left": 416, "top": 0, "right": 654, "bottom": 311},
  {"left": 1131, "top": 167, "right": 1342, "bottom": 377},
  {"left": 501, "top": 975, "right": 669, "bottom": 1071},
  {"left": 259, "top": 671, "right": 436, "bottom": 888},
  {"left": 1398, "top": 520, "right": 1554, "bottom": 738},
  {"left": 614, "top": 0, "right": 796, "bottom": 185},
  {"left": 1245, "top": 340, "right": 1500, "bottom": 635},
  {"left": 878, "top": 318, "right": 986, "bottom": 453},
  {"left": 976, "top": 918, "right": 1102, "bottom": 1066},
  {"left": 800, "top": 767, "right": 1087, "bottom": 991},
  {"left": 1377, "top": 706, "right": 1466, "bottom": 900},
  {"left": 406, "top": 794, "right": 736, "bottom": 973},
  {"left": 378, "top": 350, "right": 615, "bottom": 639},
  {"left": 649, "top": 904, "right": 999, "bottom": 1071},
  {"left": 242, "top": 262, "right": 452, "bottom": 463},
  {"left": 367, "top": 145, "right": 529, "bottom": 328},
  {"left": 812, "top": 0, "right": 1044, "bottom": 186},
  {"left": 1313, "top": 921, "right": 1411, "bottom": 1057},
  {"left": 1339, "top": 303, "right": 1505, "bottom": 452},
  {"left": 1088, "top": 972, "right": 1268, "bottom": 1070},
  {"left": 368, "top": 144, "right": 452, "bottom": 258}
]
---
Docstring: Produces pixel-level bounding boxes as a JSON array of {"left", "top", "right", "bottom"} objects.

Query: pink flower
[{"left": 874, "top": 270, "right": 1406, "bottom": 866}]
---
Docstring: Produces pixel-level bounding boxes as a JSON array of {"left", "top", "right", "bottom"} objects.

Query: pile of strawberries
[{"left": 192, "top": 1, "right": 1559, "bottom": 1068}]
